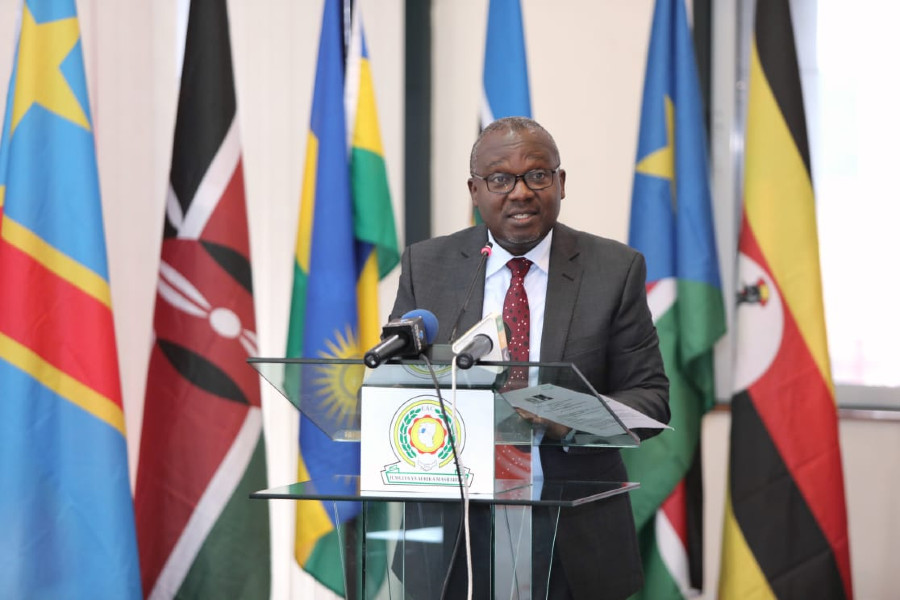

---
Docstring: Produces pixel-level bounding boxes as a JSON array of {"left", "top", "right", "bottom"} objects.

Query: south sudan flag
[{"left": 718, "top": 0, "right": 853, "bottom": 598}]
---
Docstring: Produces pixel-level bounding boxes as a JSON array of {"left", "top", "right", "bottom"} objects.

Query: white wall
[
  {"left": 1, "top": 1, "right": 897, "bottom": 598},
  {"left": 431, "top": 0, "right": 655, "bottom": 242},
  {"left": 701, "top": 412, "right": 900, "bottom": 600}
]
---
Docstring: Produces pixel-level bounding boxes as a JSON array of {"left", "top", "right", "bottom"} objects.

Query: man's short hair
[{"left": 469, "top": 116, "right": 561, "bottom": 173}]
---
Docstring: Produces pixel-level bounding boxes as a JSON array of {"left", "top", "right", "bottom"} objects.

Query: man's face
[{"left": 468, "top": 128, "right": 565, "bottom": 256}]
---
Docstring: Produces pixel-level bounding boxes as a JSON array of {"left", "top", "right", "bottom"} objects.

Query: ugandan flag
[
  {"left": 719, "top": 1, "right": 852, "bottom": 598},
  {"left": 289, "top": 0, "right": 398, "bottom": 595},
  {"left": 134, "top": 1, "right": 270, "bottom": 597}
]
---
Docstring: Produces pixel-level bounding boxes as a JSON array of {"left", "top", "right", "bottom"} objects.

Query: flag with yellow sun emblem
[
  {"left": 0, "top": 1, "right": 141, "bottom": 597},
  {"left": 287, "top": 0, "right": 399, "bottom": 595}
]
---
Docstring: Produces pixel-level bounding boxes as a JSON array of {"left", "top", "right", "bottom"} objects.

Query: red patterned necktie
[
  {"left": 496, "top": 257, "right": 533, "bottom": 481},
  {"left": 503, "top": 257, "right": 532, "bottom": 385}
]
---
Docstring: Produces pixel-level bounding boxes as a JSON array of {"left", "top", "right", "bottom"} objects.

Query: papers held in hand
[{"left": 500, "top": 383, "right": 670, "bottom": 439}]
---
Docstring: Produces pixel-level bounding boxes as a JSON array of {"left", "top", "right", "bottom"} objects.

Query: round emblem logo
[{"left": 390, "top": 396, "right": 465, "bottom": 471}]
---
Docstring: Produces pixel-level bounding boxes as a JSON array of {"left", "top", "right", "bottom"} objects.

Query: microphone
[
  {"left": 447, "top": 241, "right": 493, "bottom": 343},
  {"left": 454, "top": 334, "right": 493, "bottom": 369},
  {"left": 451, "top": 312, "right": 509, "bottom": 369},
  {"left": 364, "top": 309, "right": 439, "bottom": 368}
]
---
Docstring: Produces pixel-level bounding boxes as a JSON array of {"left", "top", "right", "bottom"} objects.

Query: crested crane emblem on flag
[
  {"left": 737, "top": 278, "right": 770, "bottom": 306},
  {"left": 733, "top": 253, "right": 784, "bottom": 393}
]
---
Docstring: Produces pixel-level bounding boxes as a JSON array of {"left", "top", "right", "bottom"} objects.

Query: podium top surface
[
  {"left": 249, "top": 356, "right": 640, "bottom": 448},
  {"left": 250, "top": 477, "right": 639, "bottom": 507}
]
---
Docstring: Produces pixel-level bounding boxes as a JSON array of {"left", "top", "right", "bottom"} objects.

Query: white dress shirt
[{"left": 482, "top": 229, "right": 554, "bottom": 480}]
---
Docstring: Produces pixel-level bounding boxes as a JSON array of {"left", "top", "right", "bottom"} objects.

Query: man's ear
[
  {"left": 558, "top": 169, "right": 567, "bottom": 200},
  {"left": 467, "top": 178, "right": 478, "bottom": 205}
]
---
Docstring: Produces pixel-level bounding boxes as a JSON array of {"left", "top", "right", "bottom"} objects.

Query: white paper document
[{"left": 501, "top": 383, "right": 670, "bottom": 437}]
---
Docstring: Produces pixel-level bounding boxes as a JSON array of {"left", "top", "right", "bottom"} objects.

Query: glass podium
[{"left": 249, "top": 354, "right": 642, "bottom": 599}]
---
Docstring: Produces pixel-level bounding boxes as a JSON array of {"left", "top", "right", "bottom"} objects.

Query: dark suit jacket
[{"left": 390, "top": 223, "right": 669, "bottom": 600}]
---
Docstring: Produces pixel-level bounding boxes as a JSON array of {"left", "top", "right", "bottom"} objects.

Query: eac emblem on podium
[{"left": 360, "top": 384, "right": 496, "bottom": 498}]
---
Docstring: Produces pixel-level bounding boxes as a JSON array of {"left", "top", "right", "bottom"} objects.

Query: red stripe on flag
[
  {"left": 135, "top": 341, "right": 251, "bottom": 590},
  {"left": 661, "top": 479, "right": 688, "bottom": 549},
  {"left": 0, "top": 239, "right": 121, "bottom": 404},
  {"left": 198, "top": 162, "right": 251, "bottom": 255},
  {"left": 738, "top": 219, "right": 850, "bottom": 581}
]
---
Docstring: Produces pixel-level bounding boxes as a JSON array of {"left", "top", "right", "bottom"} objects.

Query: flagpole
[{"left": 342, "top": 0, "right": 355, "bottom": 61}]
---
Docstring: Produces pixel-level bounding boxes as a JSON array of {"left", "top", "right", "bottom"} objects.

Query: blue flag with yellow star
[
  {"left": 625, "top": 0, "right": 725, "bottom": 597},
  {"left": 0, "top": 1, "right": 142, "bottom": 597}
]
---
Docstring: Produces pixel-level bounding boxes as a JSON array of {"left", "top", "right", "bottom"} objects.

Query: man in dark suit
[{"left": 390, "top": 117, "right": 669, "bottom": 599}]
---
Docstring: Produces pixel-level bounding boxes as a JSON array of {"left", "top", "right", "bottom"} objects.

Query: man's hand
[{"left": 514, "top": 407, "right": 572, "bottom": 440}]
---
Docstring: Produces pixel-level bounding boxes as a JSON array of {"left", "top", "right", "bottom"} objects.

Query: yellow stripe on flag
[
  {"left": 743, "top": 42, "right": 832, "bottom": 393},
  {"left": 295, "top": 132, "right": 318, "bottom": 274},
  {"left": 0, "top": 332, "right": 125, "bottom": 435},
  {"left": 718, "top": 491, "right": 776, "bottom": 600},
  {"left": 351, "top": 59, "right": 384, "bottom": 156},
  {"left": 356, "top": 250, "right": 380, "bottom": 350},
  {"left": 294, "top": 453, "right": 336, "bottom": 564},
  {"left": 1, "top": 215, "right": 111, "bottom": 307}
]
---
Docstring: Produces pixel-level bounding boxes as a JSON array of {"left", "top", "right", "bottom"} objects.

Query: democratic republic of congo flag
[
  {"left": 134, "top": 0, "right": 270, "bottom": 598},
  {"left": 0, "top": 1, "right": 141, "bottom": 597},
  {"left": 718, "top": 0, "right": 852, "bottom": 598},
  {"left": 625, "top": 0, "right": 726, "bottom": 598},
  {"left": 289, "top": 0, "right": 399, "bottom": 595}
]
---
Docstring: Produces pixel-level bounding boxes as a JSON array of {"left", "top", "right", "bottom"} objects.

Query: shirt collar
[{"left": 485, "top": 228, "right": 554, "bottom": 278}]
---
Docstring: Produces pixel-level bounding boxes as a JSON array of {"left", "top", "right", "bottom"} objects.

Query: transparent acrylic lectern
[{"left": 249, "top": 355, "right": 641, "bottom": 600}]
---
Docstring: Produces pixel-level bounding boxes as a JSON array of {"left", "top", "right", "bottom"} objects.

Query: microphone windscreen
[{"left": 402, "top": 309, "right": 439, "bottom": 343}]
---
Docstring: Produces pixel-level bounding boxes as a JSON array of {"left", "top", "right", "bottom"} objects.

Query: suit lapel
[
  {"left": 540, "top": 224, "right": 582, "bottom": 362},
  {"left": 443, "top": 226, "right": 489, "bottom": 342}
]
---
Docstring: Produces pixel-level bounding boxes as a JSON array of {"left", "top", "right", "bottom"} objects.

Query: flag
[
  {"left": 134, "top": 0, "right": 270, "bottom": 597},
  {"left": 718, "top": 0, "right": 852, "bottom": 598},
  {"left": 480, "top": 0, "right": 531, "bottom": 128},
  {"left": 625, "top": 0, "right": 726, "bottom": 597},
  {"left": 289, "top": 0, "right": 399, "bottom": 595},
  {"left": 474, "top": 0, "right": 532, "bottom": 225},
  {"left": 0, "top": 1, "right": 141, "bottom": 597}
]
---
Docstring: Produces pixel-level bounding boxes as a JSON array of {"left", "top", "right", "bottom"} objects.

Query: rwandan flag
[
  {"left": 0, "top": 1, "right": 141, "bottom": 597},
  {"left": 625, "top": 0, "right": 726, "bottom": 597},
  {"left": 474, "top": 0, "right": 532, "bottom": 225},
  {"left": 288, "top": 0, "right": 399, "bottom": 595},
  {"left": 719, "top": 0, "right": 852, "bottom": 598}
]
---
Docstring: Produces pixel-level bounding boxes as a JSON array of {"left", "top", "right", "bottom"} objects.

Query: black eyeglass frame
[{"left": 470, "top": 167, "right": 561, "bottom": 194}]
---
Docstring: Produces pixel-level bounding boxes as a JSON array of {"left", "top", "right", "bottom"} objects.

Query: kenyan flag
[{"left": 134, "top": 1, "right": 270, "bottom": 597}]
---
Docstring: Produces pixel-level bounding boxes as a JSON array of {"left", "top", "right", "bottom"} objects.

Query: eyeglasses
[{"left": 470, "top": 168, "right": 559, "bottom": 194}]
